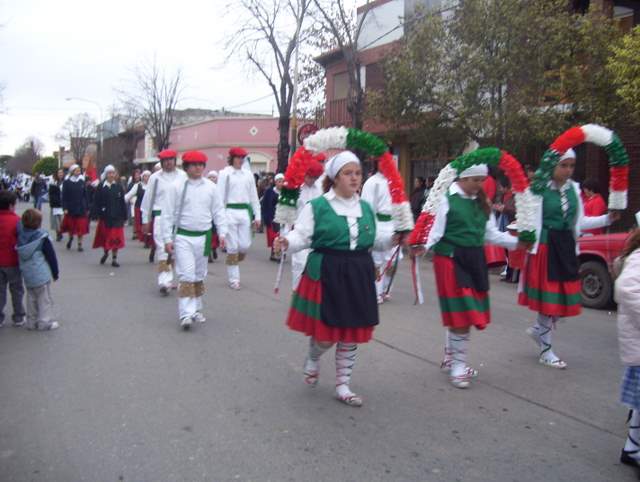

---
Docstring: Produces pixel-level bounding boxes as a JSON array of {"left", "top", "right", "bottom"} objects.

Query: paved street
[{"left": 0, "top": 205, "right": 636, "bottom": 482}]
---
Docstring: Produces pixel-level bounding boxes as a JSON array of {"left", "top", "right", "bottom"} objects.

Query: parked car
[{"left": 577, "top": 232, "right": 628, "bottom": 309}]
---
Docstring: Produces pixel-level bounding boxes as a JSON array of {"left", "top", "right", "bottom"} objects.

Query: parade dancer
[
  {"left": 163, "top": 151, "right": 227, "bottom": 330},
  {"left": 261, "top": 173, "right": 284, "bottom": 261},
  {"left": 61, "top": 164, "right": 89, "bottom": 252},
  {"left": 519, "top": 125, "right": 627, "bottom": 369},
  {"left": 48, "top": 169, "right": 65, "bottom": 242},
  {"left": 277, "top": 151, "right": 398, "bottom": 406},
  {"left": 217, "top": 147, "right": 261, "bottom": 290},
  {"left": 125, "top": 170, "right": 151, "bottom": 245},
  {"left": 141, "top": 149, "right": 187, "bottom": 295},
  {"left": 92, "top": 165, "right": 127, "bottom": 267},
  {"left": 409, "top": 148, "right": 536, "bottom": 389},
  {"left": 290, "top": 161, "right": 323, "bottom": 290},
  {"left": 361, "top": 161, "right": 399, "bottom": 304}
]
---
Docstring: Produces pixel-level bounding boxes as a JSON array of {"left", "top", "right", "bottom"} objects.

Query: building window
[{"left": 333, "top": 72, "right": 349, "bottom": 100}]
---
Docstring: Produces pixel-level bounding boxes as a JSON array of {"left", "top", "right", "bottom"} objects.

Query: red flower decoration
[
  {"left": 408, "top": 211, "right": 435, "bottom": 246},
  {"left": 550, "top": 126, "right": 585, "bottom": 154},
  {"left": 498, "top": 151, "right": 529, "bottom": 193},
  {"left": 283, "top": 147, "right": 315, "bottom": 189},
  {"left": 610, "top": 166, "right": 629, "bottom": 191},
  {"left": 377, "top": 151, "right": 408, "bottom": 204}
]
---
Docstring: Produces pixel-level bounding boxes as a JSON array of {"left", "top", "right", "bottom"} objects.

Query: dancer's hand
[
  {"left": 608, "top": 210, "right": 621, "bottom": 222},
  {"left": 218, "top": 236, "right": 226, "bottom": 250},
  {"left": 516, "top": 241, "right": 533, "bottom": 252},
  {"left": 165, "top": 242, "right": 174, "bottom": 255},
  {"left": 274, "top": 236, "right": 288, "bottom": 253},
  {"left": 410, "top": 245, "right": 426, "bottom": 258},
  {"left": 253, "top": 220, "right": 262, "bottom": 231}
]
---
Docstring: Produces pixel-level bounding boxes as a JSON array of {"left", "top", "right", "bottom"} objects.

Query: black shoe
[
  {"left": 212, "top": 249, "right": 218, "bottom": 260},
  {"left": 56, "top": 233, "right": 63, "bottom": 242},
  {"left": 77, "top": 245, "right": 84, "bottom": 252},
  {"left": 111, "top": 260, "right": 120, "bottom": 268},
  {"left": 66, "top": 238, "right": 73, "bottom": 250},
  {"left": 100, "top": 252, "right": 109, "bottom": 265},
  {"left": 149, "top": 247, "right": 156, "bottom": 263},
  {"left": 208, "top": 254, "right": 213, "bottom": 263},
  {"left": 621, "top": 450, "right": 640, "bottom": 468}
]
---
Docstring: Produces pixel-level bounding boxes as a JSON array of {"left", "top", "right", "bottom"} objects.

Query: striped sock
[{"left": 335, "top": 342, "right": 358, "bottom": 397}]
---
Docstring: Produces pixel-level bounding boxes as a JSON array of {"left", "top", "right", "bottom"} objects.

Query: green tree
[
  {"left": 608, "top": 25, "right": 640, "bottom": 125},
  {"left": 32, "top": 156, "right": 59, "bottom": 176},
  {"left": 368, "top": 0, "right": 623, "bottom": 157}
]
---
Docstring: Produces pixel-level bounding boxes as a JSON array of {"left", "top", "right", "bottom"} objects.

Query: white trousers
[
  {"left": 291, "top": 248, "right": 311, "bottom": 291},
  {"left": 153, "top": 216, "right": 174, "bottom": 288},
  {"left": 174, "top": 234, "right": 207, "bottom": 319},
  {"left": 225, "top": 209, "right": 252, "bottom": 283}
]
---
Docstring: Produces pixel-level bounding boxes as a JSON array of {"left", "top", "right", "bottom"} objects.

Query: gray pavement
[{"left": 0, "top": 205, "right": 636, "bottom": 481}]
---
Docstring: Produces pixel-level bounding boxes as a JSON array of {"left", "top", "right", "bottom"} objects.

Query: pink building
[{"left": 169, "top": 116, "right": 279, "bottom": 173}]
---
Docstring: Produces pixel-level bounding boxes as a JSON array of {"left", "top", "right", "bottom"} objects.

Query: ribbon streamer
[{"left": 273, "top": 225, "right": 290, "bottom": 295}]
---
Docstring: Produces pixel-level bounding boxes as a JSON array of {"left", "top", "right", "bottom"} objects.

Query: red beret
[
  {"left": 158, "top": 149, "right": 178, "bottom": 160},
  {"left": 306, "top": 161, "right": 324, "bottom": 178},
  {"left": 182, "top": 150, "right": 208, "bottom": 164},
  {"left": 229, "top": 147, "right": 248, "bottom": 158}
]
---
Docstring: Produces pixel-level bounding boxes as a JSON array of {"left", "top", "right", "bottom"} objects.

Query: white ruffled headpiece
[
  {"left": 325, "top": 151, "right": 360, "bottom": 180},
  {"left": 559, "top": 148, "right": 576, "bottom": 161},
  {"left": 458, "top": 164, "right": 488, "bottom": 179}
]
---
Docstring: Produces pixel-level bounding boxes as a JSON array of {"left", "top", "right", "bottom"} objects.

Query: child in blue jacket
[{"left": 16, "top": 209, "right": 59, "bottom": 331}]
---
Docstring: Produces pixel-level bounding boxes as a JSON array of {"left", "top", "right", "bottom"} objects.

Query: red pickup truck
[{"left": 577, "top": 232, "right": 628, "bottom": 309}]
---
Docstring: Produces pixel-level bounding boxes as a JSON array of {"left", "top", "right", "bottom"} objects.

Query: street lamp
[{"left": 65, "top": 97, "right": 104, "bottom": 168}]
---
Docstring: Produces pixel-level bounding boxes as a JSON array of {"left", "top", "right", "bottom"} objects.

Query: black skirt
[
  {"left": 546, "top": 229, "right": 579, "bottom": 281},
  {"left": 318, "top": 248, "right": 379, "bottom": 329},
  {"left": 453, "top": 246, "right": 489, "bottom": 292}
]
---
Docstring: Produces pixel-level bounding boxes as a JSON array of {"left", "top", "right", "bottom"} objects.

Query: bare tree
[
  {"left": 119, "top": 61, "right": 182, "bottom": 153},
  {"left": 108, "top": 102, "right": 146, "bottom": 165},
  {"left": 56, "top": 113, "right": 97, "bottom": 166},
  {"left": 312, "top": 1, "right": 371, "bottom": 129},
  {"left": 11, "top": 136, "right": 44, "bottom": 173},
  {"left": 227, "top": 0, "right": 313, "bottom": 172}
]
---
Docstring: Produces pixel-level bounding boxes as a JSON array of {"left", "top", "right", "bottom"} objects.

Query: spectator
[
  {"left": 0, "top": 190, "right": 26, "bottom": 327},
  {"left": 410, "top": 177, "right": 427, "bottom": 220},
  {"left": 16, "top": 208, "right": 59, "bottom": 331},
  {"left": 582, "top": 179, "right": 607, "bottom": 235},
  {"left": 261, "top": 173, "right": 283, "bottom": 261}
]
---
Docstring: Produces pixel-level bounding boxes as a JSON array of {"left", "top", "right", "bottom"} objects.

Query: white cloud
[{"left": 0, "top": 0, "right": 277, "bottom": 155}]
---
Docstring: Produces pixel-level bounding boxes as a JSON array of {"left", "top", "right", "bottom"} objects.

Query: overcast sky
[{"left": 0, "top": 0, "right": 284, "bottom": 156}]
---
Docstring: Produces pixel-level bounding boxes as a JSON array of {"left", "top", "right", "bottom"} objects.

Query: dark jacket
[
  {"left": 48, "top": 182, "right": 63, "bottom": 208},
  {"left": 92, "top": 182, "right": 127, "bottom": 228},
  {"left": 62, "top": 178, "right": 88, "bottom": 217},
  {"left": 260, "top": 187, "right": 279, "bottom": 226},
  {"left": 30, "top": 178, "right": 46, "bottom": 198}
]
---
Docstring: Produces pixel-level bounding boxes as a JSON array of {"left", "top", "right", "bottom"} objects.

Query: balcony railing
[{"left": 326, "top": 98, "right": 350, "bottom": 127}]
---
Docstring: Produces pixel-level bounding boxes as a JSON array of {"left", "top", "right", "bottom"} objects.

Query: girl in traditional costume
[{"left": 519, "top": 125, "right": 627, "bottom": 369}]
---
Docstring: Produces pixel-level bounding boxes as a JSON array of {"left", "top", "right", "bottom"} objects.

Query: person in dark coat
[
  {"left": 30, "top": 175, "right": 47, "bottom": 211},
  {"left": 61, "top": 164, "right": 89, "bottom": 251},
  {"left": 92, "top": 165, "right": 127, "bottom": 267},
  {"left": 261, "top": 173, "right": 283, "bottom": 261},
  {"left": 48, "top": 169, "right": 65, "bottom": 241}
]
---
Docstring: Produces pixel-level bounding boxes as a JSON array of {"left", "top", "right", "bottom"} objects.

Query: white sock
[
  {"left": 443, "top": 329, "right": 453, "bottom": 363},
  {"left": 305, "top": 338, "right": 331, "bottom": 374},
  {"left": 625, "top": 410, "right": 640, "bottom": 456},
  {"left": 449, "top": 332, "right": 469, "bottom": 377},
  {"left": 537, "top": 314, "right": 560, "bottom": 362},
  {"left": 335, "top": 342, "right": 357, "bottom": 395}
]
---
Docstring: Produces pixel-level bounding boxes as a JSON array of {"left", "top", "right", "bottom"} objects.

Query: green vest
[
  {"left": 305, "top": 196, "right": 376, "bottom": 280},
  {"left": 540, "top": 185, "right": 577, "bottom": 242},
  {"left": 432, "top": 193, "right": 488, "bottom": 257}
]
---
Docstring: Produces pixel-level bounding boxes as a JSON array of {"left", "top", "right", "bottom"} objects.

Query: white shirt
[
  {"left": 296, "top": 182, "right": 323, "bottom": 216},
  {"left": 124, "top": 181, "right": 146, "bottom": 204},
  {"left": 217, "top": 166, "right": 261, "bottom": 222},
  {"left": 162, "top": 177, "right": 228, "bottom": 243},
  {"left": 360, "top": 172, "right": 391, "bottom": 217},
  {"left": 286, "top": 188, "right": 391, "bottom": 253},
  {"left": 426, "top": 182, "right": 517, "bottom": 251},
  {"left": 140, "top": 169, "right": 187, "bottom": 223}
]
